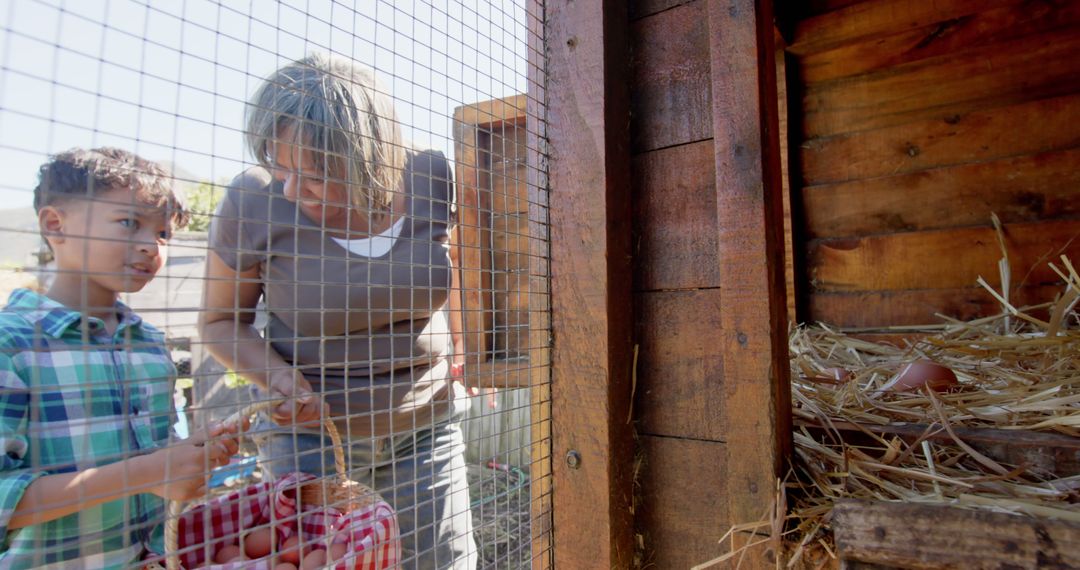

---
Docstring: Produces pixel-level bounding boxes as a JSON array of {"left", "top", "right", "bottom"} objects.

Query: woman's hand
[
  {"left": 267, "top": 369, "right": 326, "bottom": 426},
  {"left": 450, "top": 361, "right": 498, "bottom": 409}
]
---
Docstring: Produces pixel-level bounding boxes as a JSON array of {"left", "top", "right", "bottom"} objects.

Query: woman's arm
[{"left": 198, "top": 252, "right": 322, "bottom": 425}]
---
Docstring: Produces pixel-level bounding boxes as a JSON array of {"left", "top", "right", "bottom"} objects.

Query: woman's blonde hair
[{"left": 246, "top": 53, "right": 405, "bottom": 214}]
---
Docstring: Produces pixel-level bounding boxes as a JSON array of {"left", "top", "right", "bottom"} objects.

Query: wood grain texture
[
  {"left": 525, "top": 2, "right": 551, "bottom": 566},
  {"left": 789, "top": 0, "right": 1016, "bottom": 55},
  {"left": 637, "top": 436, "right": 730, "bottom": 570},
  {"left": 492, "top": 213, "right": 530, "bottom": 359},
  {"left": 630, "top": 0, "right": 712, "bottom": 152},
  {"left": 797, "top": 1, "right": 1080, "bottom": 84},
  {"left": 798, "top": 419, "right": 1080, "bottom": 477},
  {"left": 630, "top": 0, "right": 696, "bottom": 20},
  {"left": 454, "top": 93, "right": 527, "bottom": 129},
  {"left": 707, "top": 0, "right": 792, "bottom": 565},
  {"left": 801, "top": 26, "right": 1080, "bottom": 139},
  {"left": 547, "top": 1, "right": 635, "bottom": 567},
  {"left": 636, "top": 289, "right": 726, "bottom": 440},
  {"left": 632, "top": 140, "right": 720, "bottom": 291},
  {"left": 808, "top": 220, "right": 1080, "bottom": 292},
  {"left": 807, "top": 284, "right": 1065, "bottom": 328},
  {"left": 489, "top": 125, "right": 530, "bottom": 214},
  {"left": 452, "top": 121, "right": 492, "bottom": 363},
  {"left": 803, "top": 148, "right": 1080, "bottom": 239},
  {"left": 833, "top": 499, "right": 1080, "bottom": 569},
  {"left": 800, "top": 93, "right": 1080, "bottom": 186}
]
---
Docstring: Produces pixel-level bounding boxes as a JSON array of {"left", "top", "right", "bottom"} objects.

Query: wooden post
[
  {"left": 527, "top": 1, "right": 553, "bottom": 566},
  {"left": 707, "top": 0, "right": 793, "bottom": 565},
  {"left": 547, "top": 0, "right": 635, "bottom": 568}
]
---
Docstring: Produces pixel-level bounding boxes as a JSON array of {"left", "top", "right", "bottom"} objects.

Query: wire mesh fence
[{"left": 0, "top": 1, "right": 549, "bottom": 568}]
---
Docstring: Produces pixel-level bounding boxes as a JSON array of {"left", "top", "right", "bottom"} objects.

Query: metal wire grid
[{"left": 0, "top": 1, "right": 549, "bottom": 568}]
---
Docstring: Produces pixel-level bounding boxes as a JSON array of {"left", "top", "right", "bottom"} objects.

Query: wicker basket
[{"left": 145, "top": 399, "right": 398, "bottom": 570}]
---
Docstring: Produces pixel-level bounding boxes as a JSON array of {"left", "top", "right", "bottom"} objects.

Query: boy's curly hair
[{"left": 34, "top": 147, "right": 191, "bottom": 228}]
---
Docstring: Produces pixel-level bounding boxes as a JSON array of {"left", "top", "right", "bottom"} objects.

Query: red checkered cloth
[{"left": 150, "top": 473, "right": 399, "bottom": 570}]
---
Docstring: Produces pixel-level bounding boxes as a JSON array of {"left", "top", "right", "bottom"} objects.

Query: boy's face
[{"left": 40, "top": 186, "right": 174, "bottom": 297}]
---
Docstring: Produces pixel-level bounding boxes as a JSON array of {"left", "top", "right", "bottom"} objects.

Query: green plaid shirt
[{"left": 0, "top": 289, "right": 174, "bottom": 569}]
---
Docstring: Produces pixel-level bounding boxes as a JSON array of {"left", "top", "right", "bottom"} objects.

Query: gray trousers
[{"left": 255, "top": 406, "right": 477, "bottom": 570}]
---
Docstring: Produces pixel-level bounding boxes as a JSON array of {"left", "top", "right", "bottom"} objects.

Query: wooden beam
[
  {"left": 707, "top": 0, "right": 792, "bottom": 565},
  {"left": 547, "top": 1, "right": 635, "bottom": 568},
  {"left": 800, "top": 93, "right": 1080, "bottom": 187},
  {"left": 789, "top": 0, "right": 1015, "bottom": 56},
  {"left": 453, "top": 94, "right": 528, "bottom": 130},
  {"left": 800, "top": 26, "right": 1080, "bottom": 139},
  {"left": 807, "top": 219, "right": 1080, "bottom": 292},
  {"left": 803, "top": 148, "right": 1080, "bottom": 239},
  {"left": 526, "top": 1, "right": 552, "bottom": 567},
  {"left": 833, "top": 499, "right": 1080, "bottom": 569},
  {"left": 451, "top": 121, "right": 491, "bottom": 364},
  {"left": 797, "top": 419, "right": 1080, "bottom": 477},
  {"left": 807, "top": 284, "right": 1064, "bottom": 328}
]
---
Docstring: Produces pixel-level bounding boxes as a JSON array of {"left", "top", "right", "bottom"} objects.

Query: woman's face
[{"left": 271, "top": 124, "right": 351, "bottom": 226}]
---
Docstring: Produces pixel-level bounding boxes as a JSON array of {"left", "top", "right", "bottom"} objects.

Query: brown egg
[
  {"left": 214, "top": 544, "right": 243, "bottom": 565},
  {"left": 300, "top": 548, "right": 329, "bottom": 570},
  {"left": 274, "top": 564, "right": 299, "bottom": 570},
  {"left": 890, "top": 360, "right": 957, "bottom": 392},
  {"left": 279, "top": 535, "right": 304, "bottom": 565},
  {"left": 328, "top": 542, "right": 348, "bottom": 563},
  {"left": 823, "top": 367, "right": 853, "bottom": 382},
  {"left": 243, "top": 527, "right": 274, "bottom": 559}
]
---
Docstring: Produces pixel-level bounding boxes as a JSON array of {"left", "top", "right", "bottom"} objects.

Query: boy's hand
[
  {"left": 142, "top": 421, "right": 244, "bottom": 501},
  {"left": 267, "top": 369, "right": 327, "bottom": 427}
]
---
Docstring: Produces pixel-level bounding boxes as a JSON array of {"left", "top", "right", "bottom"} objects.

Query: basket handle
[{"left": 165, "top": 397, "right": 349, "bottom": 570}]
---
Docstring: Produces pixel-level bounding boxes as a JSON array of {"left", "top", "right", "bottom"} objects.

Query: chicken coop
[{"left": 0, "top": 0, "right": 1077, "bottom": 568}]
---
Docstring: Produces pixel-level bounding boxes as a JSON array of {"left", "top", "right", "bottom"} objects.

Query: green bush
[{"left": 184, "top": 182, "right": 225, "bottom": 233}]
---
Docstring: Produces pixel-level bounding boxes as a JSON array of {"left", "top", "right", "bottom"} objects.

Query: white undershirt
[{"left": 330, "top": 216, "right": 406, "bottom": 258}]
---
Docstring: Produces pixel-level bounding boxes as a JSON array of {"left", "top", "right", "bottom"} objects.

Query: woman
[{"left": 199, "top": 54, "right": 476, "bottom": 569}]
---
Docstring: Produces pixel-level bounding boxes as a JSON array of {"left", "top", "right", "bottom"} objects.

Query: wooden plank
[
  {"left": 777, "top": 49, "right": 797, "bottom": 323},
  {"left": 492, "top": 213, "right": 530, "bottom": 360},
  {"left": 630, "top": 0, "right": 695, "bottom": 20},
  {"left": 807, "top": 284, "right": 1064, "bottom": 328},
  {"left": 784, "top": 51, "right": 812, "bottom": 324},
  {"left": 632, "top": 140, "right": 720, "bottom": 291},
  {"left": 630, "top": 0, "right": 712, "bottom": 152},
  {"left": 452, "top": 121, "right": 491, "bottom": 364},
  {"left": 489, "top": 126, "right": 529, "bottom": 214},
  {"left": 637, "top": 289, "right": 726, "bottom": 441},
  {"left": 833, "top": 499, "right": 1080, "bottom": 569},
  {"left": 798, "top": 1, "right": 1080, "bottom": 84},
  {"left": 801, "top": 26, "right": 1080, "bottom": 139},
  {"left": 547, "top": 1, "right": 635, "bottom": 567},
  {"left": 797, "top": 419, "right": 1080, "bottom": 477},
  {"left": 707, "top": 0, "right": 792, "bottom": 565},
  {"left": 801, "top": 93, "right": 1080, "bottom": 186},
  {"left": 803, "top": 148, "right": 1080, "bottom": 239},
  {"left": 526, "top": 0, "right": 551, "bottom": 566},
  {"left": 808, "top": 220, "right": 1080, "bottom": 292},
  {"left": 789, "top": 0, "right": 1016, "bottom": 56},
  {"left": 637, "top": 436, "right": 730, "bottom": 570},
  {"left": 454, "top": 93, "right": 527, "bottom": 129},
  {"left": 525, "top": 34, "right": 553, "bottom": 570},
  {"left": 463, "top": 357, "right": 534, "bottom": 391}
]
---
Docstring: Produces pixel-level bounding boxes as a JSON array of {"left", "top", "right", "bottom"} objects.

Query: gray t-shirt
[{"left": 209, "top": 150, "right": 458, "bottom": 438}]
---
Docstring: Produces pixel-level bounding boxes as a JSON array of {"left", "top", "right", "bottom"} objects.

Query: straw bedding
[{"left": 699, "top": 254, "right": 1080, "bottom": 569}]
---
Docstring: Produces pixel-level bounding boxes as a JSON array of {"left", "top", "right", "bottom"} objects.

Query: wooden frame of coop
[{"left": 455, "top": 0, "right": 1080, "bottom": 568}]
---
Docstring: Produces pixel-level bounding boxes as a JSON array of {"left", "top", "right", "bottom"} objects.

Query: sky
[{"left": 0, "top": 0, "right": 531, "bottom": 210}]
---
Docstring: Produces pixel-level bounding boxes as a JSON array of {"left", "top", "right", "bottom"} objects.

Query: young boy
[{"left": 0, "top": 148, "right": 242, "bottom": 569}]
